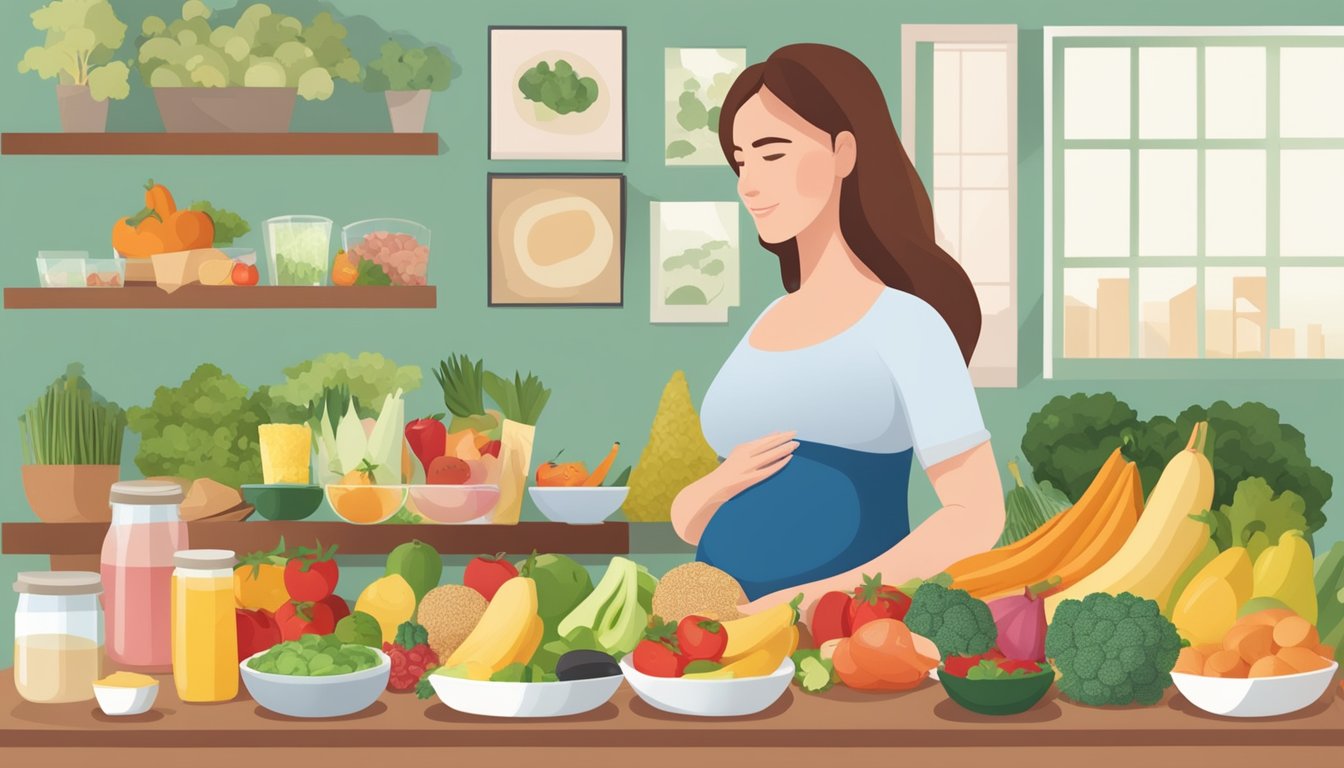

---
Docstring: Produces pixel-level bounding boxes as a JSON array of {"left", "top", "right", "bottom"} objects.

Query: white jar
[{"left": 14, "top": 571, "right": 104, "bottom": 703}]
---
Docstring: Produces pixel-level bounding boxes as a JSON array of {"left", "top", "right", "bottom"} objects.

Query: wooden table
[{"left": 2, "top": 673, "right": 1340, "bottom": 767}]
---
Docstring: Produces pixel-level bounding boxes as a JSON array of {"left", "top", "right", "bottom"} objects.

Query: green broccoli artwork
[
  {"left": 665, "top": 49, "right": 745, "bottom": 165},
  {"left": 518, "top": 59, "right": 599, "bottom": 115},
  {"left": 903, "top": 582, "right": 998, "bottom": 659},
  {"left": 1045, "top": 592, "right": 1182, "bottom": 707}
]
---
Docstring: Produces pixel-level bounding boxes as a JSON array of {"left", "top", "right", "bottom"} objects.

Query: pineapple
[{"left": 624, "top": 371, "right": 720, "bottom": 522}]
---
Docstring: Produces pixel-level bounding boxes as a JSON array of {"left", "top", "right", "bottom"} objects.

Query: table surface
[{"left": 3, "top": 672, "right": 1342, "bottom": 750}]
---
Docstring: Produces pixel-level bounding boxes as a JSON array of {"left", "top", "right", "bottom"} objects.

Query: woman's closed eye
[{"left": 762, "top": 152, "right": 785, "bottom": 161}]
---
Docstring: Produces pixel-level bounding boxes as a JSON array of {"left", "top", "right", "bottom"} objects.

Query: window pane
[
  {"left": 1280, "top": 149, "right": 1344, "bottom": 257},
  {"left": 1205, "top": 47, "right": 1266, "bottom": 139},
  {"left": 1139, "top": 149, "right": 1197, "bottom": 257},
  {"left": 1139, "top": 47, "right": 1197, "bottom": 139},
  {"left": 961, "top": 189, "right": 1011, "bottom": 283},
  {"left": 933, "top": 154, "right": 960, "bottom": 189},
  {"left": 1280, "top": 47, "right": 1344, "bottom": 139},
  {"left": 933, "top": 189, "right": 960, "bottom": 260},
  {"left": 1064, "top": 149, "right": 1130, "bottom": 258},
  {"left": 962, "top": 50, "right": 1009, "bottom": 153},
  {"left": 1063, "top": 268, "right": 1130, "bottom": 358},
  {"left": 1280, "top": 267, "right": 1344, "bottom": 358},
  {"left": 933, "top": 50, "right": 961, "bottom": 153},
  {"left": 971, "top": 283, "right": 1016, "bottom": 374},
  {"left": 1064, "top": 48, "right": 1131, "bottom": 140},
  {"left": 962, "top": 155, "right": 1010, "bottom": 188},
  {"left": 1205, "top": 149, "right": 1266, "bottom": 257},
  {"left": 1205, "top": 267, "right": 1267, "bottom": 358},
  {"left": 1139, "top": 268, "right": 1198, "bottom": 358}
]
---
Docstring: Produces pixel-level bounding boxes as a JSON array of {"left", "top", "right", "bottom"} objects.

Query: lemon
[{"left": 355, "top": 574, "right": 417, "bottom": 644}]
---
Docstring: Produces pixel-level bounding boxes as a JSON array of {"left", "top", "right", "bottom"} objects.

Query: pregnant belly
[{"left": 696, "top": 443, "right": 911, "bottom": 600}]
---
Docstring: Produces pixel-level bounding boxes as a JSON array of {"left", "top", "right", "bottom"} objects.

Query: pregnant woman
[{"left": 671, "top": 44, "right": 1006, "bottom": 613}]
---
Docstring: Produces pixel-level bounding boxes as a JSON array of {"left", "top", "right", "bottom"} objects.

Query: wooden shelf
[
  {"left": 0, "top": 521, "right": 630, "bottom": 557},
  {"left": 1, "top": 132, "right": 440, "bottom": 156},
  {"left": 3, "top": 285, "right": 436, "bottom": 310}
]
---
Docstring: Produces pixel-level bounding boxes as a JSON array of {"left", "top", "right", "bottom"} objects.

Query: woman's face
[{"left": 731, "top": 87, "right": 853, "bottom": 244}]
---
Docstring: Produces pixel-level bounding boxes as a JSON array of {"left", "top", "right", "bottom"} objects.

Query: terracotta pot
[
  {"left": 385, "top": 89, "right": 431, "bottom": 133},
  {"left": 57, "top": 84, "right": 109, "bottom": 133},
  {"left": 21, "top": 465, "right": 120, "bottom": 523},
  {"left": 153, "top": 87, "right": 297, "bottom": 132}
]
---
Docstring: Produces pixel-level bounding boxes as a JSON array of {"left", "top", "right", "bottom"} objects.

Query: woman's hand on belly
[{"left": 670, "top": 431, "right": 798, "bottom": 545}]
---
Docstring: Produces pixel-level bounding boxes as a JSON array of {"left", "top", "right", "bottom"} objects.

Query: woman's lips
[{"left": 749, "top": 203, "right": 779, "bottom": 216}]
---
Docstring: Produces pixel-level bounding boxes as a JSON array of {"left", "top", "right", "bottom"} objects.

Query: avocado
[{"left": 555, "top": 649, "right": 621, "bottom": 681}]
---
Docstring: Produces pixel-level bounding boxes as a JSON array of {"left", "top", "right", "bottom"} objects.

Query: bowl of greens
[
  {"left": 240, "top": 635, "right": 389, "bottom": 718},
  {"left": 937, "top": 656, "right": 1055, "bottom": 716}
]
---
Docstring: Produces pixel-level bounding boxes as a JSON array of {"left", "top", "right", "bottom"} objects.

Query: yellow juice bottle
[{"left": 171, "top": 550, "right": 238, "bottom": 702}]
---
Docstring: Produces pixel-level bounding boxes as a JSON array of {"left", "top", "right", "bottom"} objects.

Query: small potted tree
[
  {"left": 365, "top": 40, "right": 452, "bottom": 133},
  {"left": 17, "top": 0, "right": 131, "bottom": 132}
]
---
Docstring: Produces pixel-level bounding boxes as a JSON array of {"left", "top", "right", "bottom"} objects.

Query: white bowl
[
  {"left": 93, "top": 681, "right": 159, "bottom": 716},
  {"left": 240, "top": 648, "right": 390, "bottom": 718},
  {"left": 1171, "top": 661, "right": 1338, "bottom": 718},
  {"left": 529, "top": 486, "right": 629, "bottom": 525},
  {"left": 427, "top": 673, "right": 623, "bottom": 718},
  {"left": 408, "top": 484, "right": 500, "bottom": 524},
  {"left": 620, "top": 656, "right": 794, "bottom": 717}
]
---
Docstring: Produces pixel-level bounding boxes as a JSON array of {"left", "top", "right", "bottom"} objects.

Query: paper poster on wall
[
  {"left": 490, "top": 27, "right": 626, "bottom": 160},
  {"left": 664, "top": 48, "right": 746, "bottom": 165},
  {"left": 650, "top": 202, "right": 740, "bottom": 323}
]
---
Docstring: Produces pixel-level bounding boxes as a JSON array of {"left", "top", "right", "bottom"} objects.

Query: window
[
  {"left": 903, "top": 25, "right": 1018, "bottom": 388},
  {"left": 1045, "top": 27, "right": 1344, "bottom": 377}
]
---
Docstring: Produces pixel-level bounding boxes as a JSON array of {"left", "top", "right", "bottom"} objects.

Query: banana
[
  {"left": 445, "top": 576, "right": 540, "bottom": 673},
  {"left": 1045, "top": 423, "right": 1214, "bottom": 623},
  {"left": 687, "top": 626, "right": 800, "bottom": 679},
  {"left": 1252, "top": 530, "right": 1317, "bottom": 623},
  {"left": 720, "top": 600, "right": 798, "bottom": 659}
]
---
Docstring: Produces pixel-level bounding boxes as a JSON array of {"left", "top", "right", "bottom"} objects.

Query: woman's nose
[{"left": 739, "top": 173, "right": 760, "bottom": 199}]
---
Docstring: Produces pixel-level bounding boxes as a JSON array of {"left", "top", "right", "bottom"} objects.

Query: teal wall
[{"left": 3, "top": 0, "right": 1343, "bottom": 667}]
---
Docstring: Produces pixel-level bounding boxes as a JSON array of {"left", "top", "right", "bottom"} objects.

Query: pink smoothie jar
[{"left": 100, "top": 480, "right": 188, "bottom": 670}]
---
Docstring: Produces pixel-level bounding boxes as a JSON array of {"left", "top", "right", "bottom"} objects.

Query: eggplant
[{"left": 554, "top": 649, "right": 621, "bottom": 681}]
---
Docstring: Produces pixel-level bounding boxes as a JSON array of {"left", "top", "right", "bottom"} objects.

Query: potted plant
[
  {"left": 20, "top": 364, "right": 126, "bottom": 523},
  {"left": 17, "top": 0, "right": 131, "bottom": 132},
  {"left": 137, "top": 1, "right": 361, "bottom": 132},
  {"left": 364, "top": 40, "right": 452, "bottom": 133}
]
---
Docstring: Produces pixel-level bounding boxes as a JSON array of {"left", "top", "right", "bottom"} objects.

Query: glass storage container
[{"left": 14, "top": 571, "right": 103, "bottom": 703}]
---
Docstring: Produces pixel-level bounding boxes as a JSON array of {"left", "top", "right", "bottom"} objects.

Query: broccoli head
[
  {"left": 904, "top": 582, "right": 996, "bottom": 659},
  {"left": 1045, "top": 592, "right": 1182, "bottom": 707}
]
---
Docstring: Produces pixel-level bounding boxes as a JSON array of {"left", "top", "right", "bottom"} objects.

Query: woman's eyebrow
[{"left": 751, "top": 137, "right": 792, "bottom": 148}]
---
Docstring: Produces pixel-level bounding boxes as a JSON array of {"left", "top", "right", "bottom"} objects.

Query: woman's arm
[
  {"left": 741, "top": 439, "right": 1004, "bottom": 615},
  {"left": 671, "top": 431, "right": 800, "bottom": 545}
]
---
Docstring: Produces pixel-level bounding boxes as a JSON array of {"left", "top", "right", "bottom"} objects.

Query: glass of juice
[
  {"left": 101, "top": 480, "right": 187, "bottom": 671},
  {"left": 259, "top": 423, "right": 313, "bottom": 484},
  {"left": 171, "top": 550, "right": 238, "bottom": 703}
]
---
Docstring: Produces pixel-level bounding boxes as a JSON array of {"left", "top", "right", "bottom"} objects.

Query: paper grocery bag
[
  {"left": 493, "top": 419, "right": 535, "bottom": 525},
  {"left": 152, "top": 248, "right": 230, "bottom": 293}
]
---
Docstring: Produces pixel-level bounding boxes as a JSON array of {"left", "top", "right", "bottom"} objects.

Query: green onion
[
  {"left": 19, "top": 364, "right": 126, "bottom": 466},
  {"left": 483, "top": 370, "right": 551, "bottom": 426}
]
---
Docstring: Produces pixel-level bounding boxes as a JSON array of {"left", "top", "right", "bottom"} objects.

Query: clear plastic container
[
  {"left": 83, "top": 258, "right": 127, "bottom": 288},
  {"left": 341, "top": 218, "right": 432, "bottom": 286},
  {"left": 171, "top": 549, "right": 237, "bottom": 703},
  {"left": 14, "top": 571, "right": 103, "bottom": 703},
  {"left": 100, "top": 480, "right": 188, "bottom": 671},
  {"left": 265, "top": 215, "right": 332, "bottom": 286},
  {"left": 35, "top": 251, "right": 89, "bottom": 287}
]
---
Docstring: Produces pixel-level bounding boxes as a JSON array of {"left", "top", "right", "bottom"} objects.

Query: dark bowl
[
  {"left": 241, "top": 484, "right": 323, "bottom": 521},
  {"left": 938, "top": 666, "right": 1055, "bottom": 716}
]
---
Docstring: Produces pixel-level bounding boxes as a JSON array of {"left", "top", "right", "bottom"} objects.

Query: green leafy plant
[
  {"left": 518, "top": 59, "right": 597, "bottom": 115},
  {"left": 483, "top": 371, "right": 551, "bottom": 426},
  {"left": 137, "top": 1, "right": 361, "bottom": 101},
  {"left": 18, "top": 0, "right": 131, "bottom": 102},
  {"left": 364, "top": 39, "right": 451, "bottom": 92},
  {"left": 269, "top": 353, "right": 421, "bottom": 421},
  {"left": 188, "top": 200, "right": 249, "bottom": 246},
  {"left": 20, "top": 363, "right": 126, "bottom": 465},
  {"left": 126, "top": 363, "right": 272, "bottom": 488},
  {"left": 1194, "top": 477, "right": 1309, "bottom": 561}
]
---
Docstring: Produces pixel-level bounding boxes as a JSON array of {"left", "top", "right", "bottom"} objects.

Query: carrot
[
  {"left": 949, "top": 450, "right": 1127, "bottom": 596},
  {"left": 1223, "top": 623, "right": 1275, "bottom": 665},
  {"left": 1248, "top": 656, "right": 1296, "bottom": 678},
  {"left": 1272, "top": 616, "right": 1319, "bottom": 649},
  {"left": 1204, "top": 649, "right": 1249, "bottom": 678},
  {"left": 1236, "top": 608, "right": 1295, "bottom": 628},
  {"left": 1276, "top": 646, "right": 1331, "bottom": 673},
  {"left": 581, "top": 442, "right": 621, "bottom": 487},
  {"left": 1173, "top": 646, "right": 1206, "bottom": 674}
]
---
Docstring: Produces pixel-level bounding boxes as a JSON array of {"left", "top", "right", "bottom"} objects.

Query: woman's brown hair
[{"left": 718, "top": 43, "right": 981, "bottom": 362}]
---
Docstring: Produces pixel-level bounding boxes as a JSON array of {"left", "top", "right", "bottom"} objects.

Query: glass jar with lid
[
  {"left": 172, "top": 549, "right": 238, "bottom": 703},
  {"left": 14, "top": 571, "right": 103, "bottom": 703},
  {"left": 101, "top": 480, "right": 187, "bottom": 670}
]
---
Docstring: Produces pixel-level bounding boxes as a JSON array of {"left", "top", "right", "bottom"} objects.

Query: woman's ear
[{"left": 834, "top": 130, "right": 857, "bottom": 178}]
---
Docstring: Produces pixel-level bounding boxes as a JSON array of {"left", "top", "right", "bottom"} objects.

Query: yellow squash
[
  {"left": 1251, "top": 530, "right": 1317, "bottom": 624},
  {"left": 1172, "top": 547, "right": 1253, "bottom": 646}
]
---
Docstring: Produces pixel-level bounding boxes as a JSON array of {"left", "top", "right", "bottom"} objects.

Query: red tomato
[
  {"left": 676, "top": 615, "right": 728, "bottom": 662},
  {"left": 275, "top": 600, "right": 336, "bottom": 641},
  {"left": 632, "top": 639, "right": 687, "bottom": 678},
  {"left": 235, "top": 608, "right": 282, "bottom": 661},
  {"left": 943, "top": 649, "right": 1010, "bottom": 678},
  {"left": 284, "top": 544, "right": 339, "bottom": 602},
  {"left": 231, "top": 262, "right": 259, "bottom": 286},
  {"left": 847, "top": 574, "right": 912, "bottom": 632},
  {"left": 465, "top": 553, "right": 518, "bottom": 601},
  {"left": 320, "top": 593, "right": 350, "bottom": 625},
  {"left": 810, "top": 590, "right": 854, "bottom": 645},
  {"left": 996, "top": 659, "right": 1041, "bottom": 675}
]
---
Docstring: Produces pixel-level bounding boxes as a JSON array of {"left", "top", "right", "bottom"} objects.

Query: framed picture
[
  {"left": 650, "top": 202, "right": 741, "bottom": 323},
  {"left": 489, "top": 26, "right": 626, "bottom": 160},
  {"left": 665, "top": 48, "right": 746, "bottom": 165},
  {"left": 489, "top": 174, "right": 626, "bottom": 306}
]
